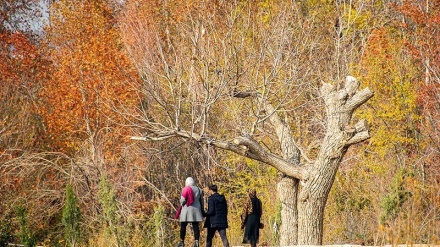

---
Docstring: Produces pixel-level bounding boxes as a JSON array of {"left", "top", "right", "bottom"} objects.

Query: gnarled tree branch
[{"left": 130, "top": 130, "right": 309, "bottom": 180}]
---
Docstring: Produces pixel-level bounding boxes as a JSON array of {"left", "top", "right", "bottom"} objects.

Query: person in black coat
[
  {"left": 203, "top": 184, "right": 230, "bottom": 247},
  {"left": 241, "top": 188, "right": 262, "bottom": 247}
]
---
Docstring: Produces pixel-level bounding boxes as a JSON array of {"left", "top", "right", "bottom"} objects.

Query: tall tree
[
  {"left": 124, "top": 0, "right": 374, "bottom": 244},
  {"left": 0, "top": 1, "right": 50, "bottom": 236},
  {"left": 39, "top": 0, "right": 140, "bottom": 234},
  {"left": 62, "top": 184, "right": 82, "bottom": 247}
]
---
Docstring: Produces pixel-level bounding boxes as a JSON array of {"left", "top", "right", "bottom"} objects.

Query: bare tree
[{"left": 121, "top": 1, "right": 374, "bottom": 245}]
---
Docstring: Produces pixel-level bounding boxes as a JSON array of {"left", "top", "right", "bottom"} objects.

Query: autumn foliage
[
  {"left": 1, "top": 0, "right": 440, "bottom": 246},
  {"left": 40, "top": 0, "right": 139, "bottom": 153},
  {"left": 394, "top": 0, "right": 440, "bottom": 184}
]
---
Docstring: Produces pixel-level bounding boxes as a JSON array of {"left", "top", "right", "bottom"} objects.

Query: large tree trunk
[
  {"left": 298, "top": 192, "right": 327, "bottom": 244},
  {"left": 297, "top": 151, "right": 346, "bottom": 244},
  {"left": 294, "top": 76, "right": 373, "bottom": 245},
  {"left": 258, "top": 92, "right": 302, "bottom": 245},
  {"left": 278, "top": 176, "right": 299, "bottom": 245}
]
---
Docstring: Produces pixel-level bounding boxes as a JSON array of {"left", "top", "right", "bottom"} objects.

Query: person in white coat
[{"left": 177, "top": 177, "right": 204, "bottom": 247}]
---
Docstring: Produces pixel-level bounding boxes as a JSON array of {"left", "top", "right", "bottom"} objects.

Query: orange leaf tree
[
  {"left": 41, "top": 0, "right": 139, "bottom": 153},
  {"left": 39, "top": 0, "right": 141, "bottom": 236},
  {"left": 0, "top": 0, "right": 52, "bottom": 239}
]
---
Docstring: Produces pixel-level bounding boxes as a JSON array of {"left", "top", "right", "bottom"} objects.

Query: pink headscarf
[
  {"left": 182, "top": 186, "right": 194, "bottom": 206},
  {"left": 182, "top": 177, "right": 195, "bottom": 206}
]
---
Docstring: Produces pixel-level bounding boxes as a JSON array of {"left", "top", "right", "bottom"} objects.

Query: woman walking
[
  {"left": 176, "top": 177, "right": 204, "bottom": 247},
  {"left": 241, "top": 188, "right": 262, "bottom": 247}
]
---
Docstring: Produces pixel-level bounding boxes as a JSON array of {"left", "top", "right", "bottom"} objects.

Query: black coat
[{"left": 203, "top": 193, "right": 228, "bottom": 228}]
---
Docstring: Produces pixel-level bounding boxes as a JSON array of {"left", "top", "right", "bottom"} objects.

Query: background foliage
[{"left": 1, "top": 0, "right": 439, "bottom": 246}]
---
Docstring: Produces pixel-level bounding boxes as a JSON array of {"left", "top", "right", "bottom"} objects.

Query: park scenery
[{"left": 1, "top": 0, "right": 439, "bottom": 246}]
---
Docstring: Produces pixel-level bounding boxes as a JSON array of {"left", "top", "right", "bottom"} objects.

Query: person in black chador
[
  {"left": 240, "top": 188, "right": 262, "bottom": 247},
  {"left": 203, "top": 184, "right": 230, "bottom": 247}
]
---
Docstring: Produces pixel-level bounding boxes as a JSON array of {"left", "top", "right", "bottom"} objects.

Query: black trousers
[
  {"left": 206, "top": 227, "right": 230, "bottom": 247},
  {"left": 180, "top": 222, "right": 200, "bottom": 241}
]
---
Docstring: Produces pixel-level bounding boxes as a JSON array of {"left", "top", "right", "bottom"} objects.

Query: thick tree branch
[
  {"left": 131, "top": 129, "right": 309, "bottom": 180},
  {"left": 130, "top": 130, "right": 263, "bottom": 160},
  {"left": 233, "top": 136, "right": 309, "bottom": 180},
  {"left": 345, "top": 119, "right": 370, "bottom": 146},
  {"left": 346, "top": 87, "right": 374, "bottom": 112},
  {"left": 258, "top": 97, "right": 309, "bottom": 163}
]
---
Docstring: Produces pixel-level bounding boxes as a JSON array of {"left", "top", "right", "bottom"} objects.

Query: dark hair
[{"left": 209, "top": 184, "right": 218, "bottom": 192}]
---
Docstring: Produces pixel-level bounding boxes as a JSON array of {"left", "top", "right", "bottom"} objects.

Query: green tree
[
  {"left": 98, "top": 175, "right": 124, "bottom": 247},
  {"left": 62, "top": 184, "right": 82, "bottom": 247},
  {"left": 16, "top": 205, "right": 36, "bottom": 247},
  {"left": 0, "top": 218, "right": 13, "bottom": 247}
]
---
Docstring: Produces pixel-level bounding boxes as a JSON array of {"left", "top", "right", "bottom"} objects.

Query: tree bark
[
  {"left": 278, "top": 176, "right": 299, "bottom": 245},
  {"left": 298, "top": 149, "right": 346, "bottom": 244},
  {"left": 258, "top": 94, "right": 302, "bottom": 245}
]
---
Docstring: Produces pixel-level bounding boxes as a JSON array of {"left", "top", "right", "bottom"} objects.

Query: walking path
[{"left": 232, "top": 245, "right": 439, "bottom": 247}]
